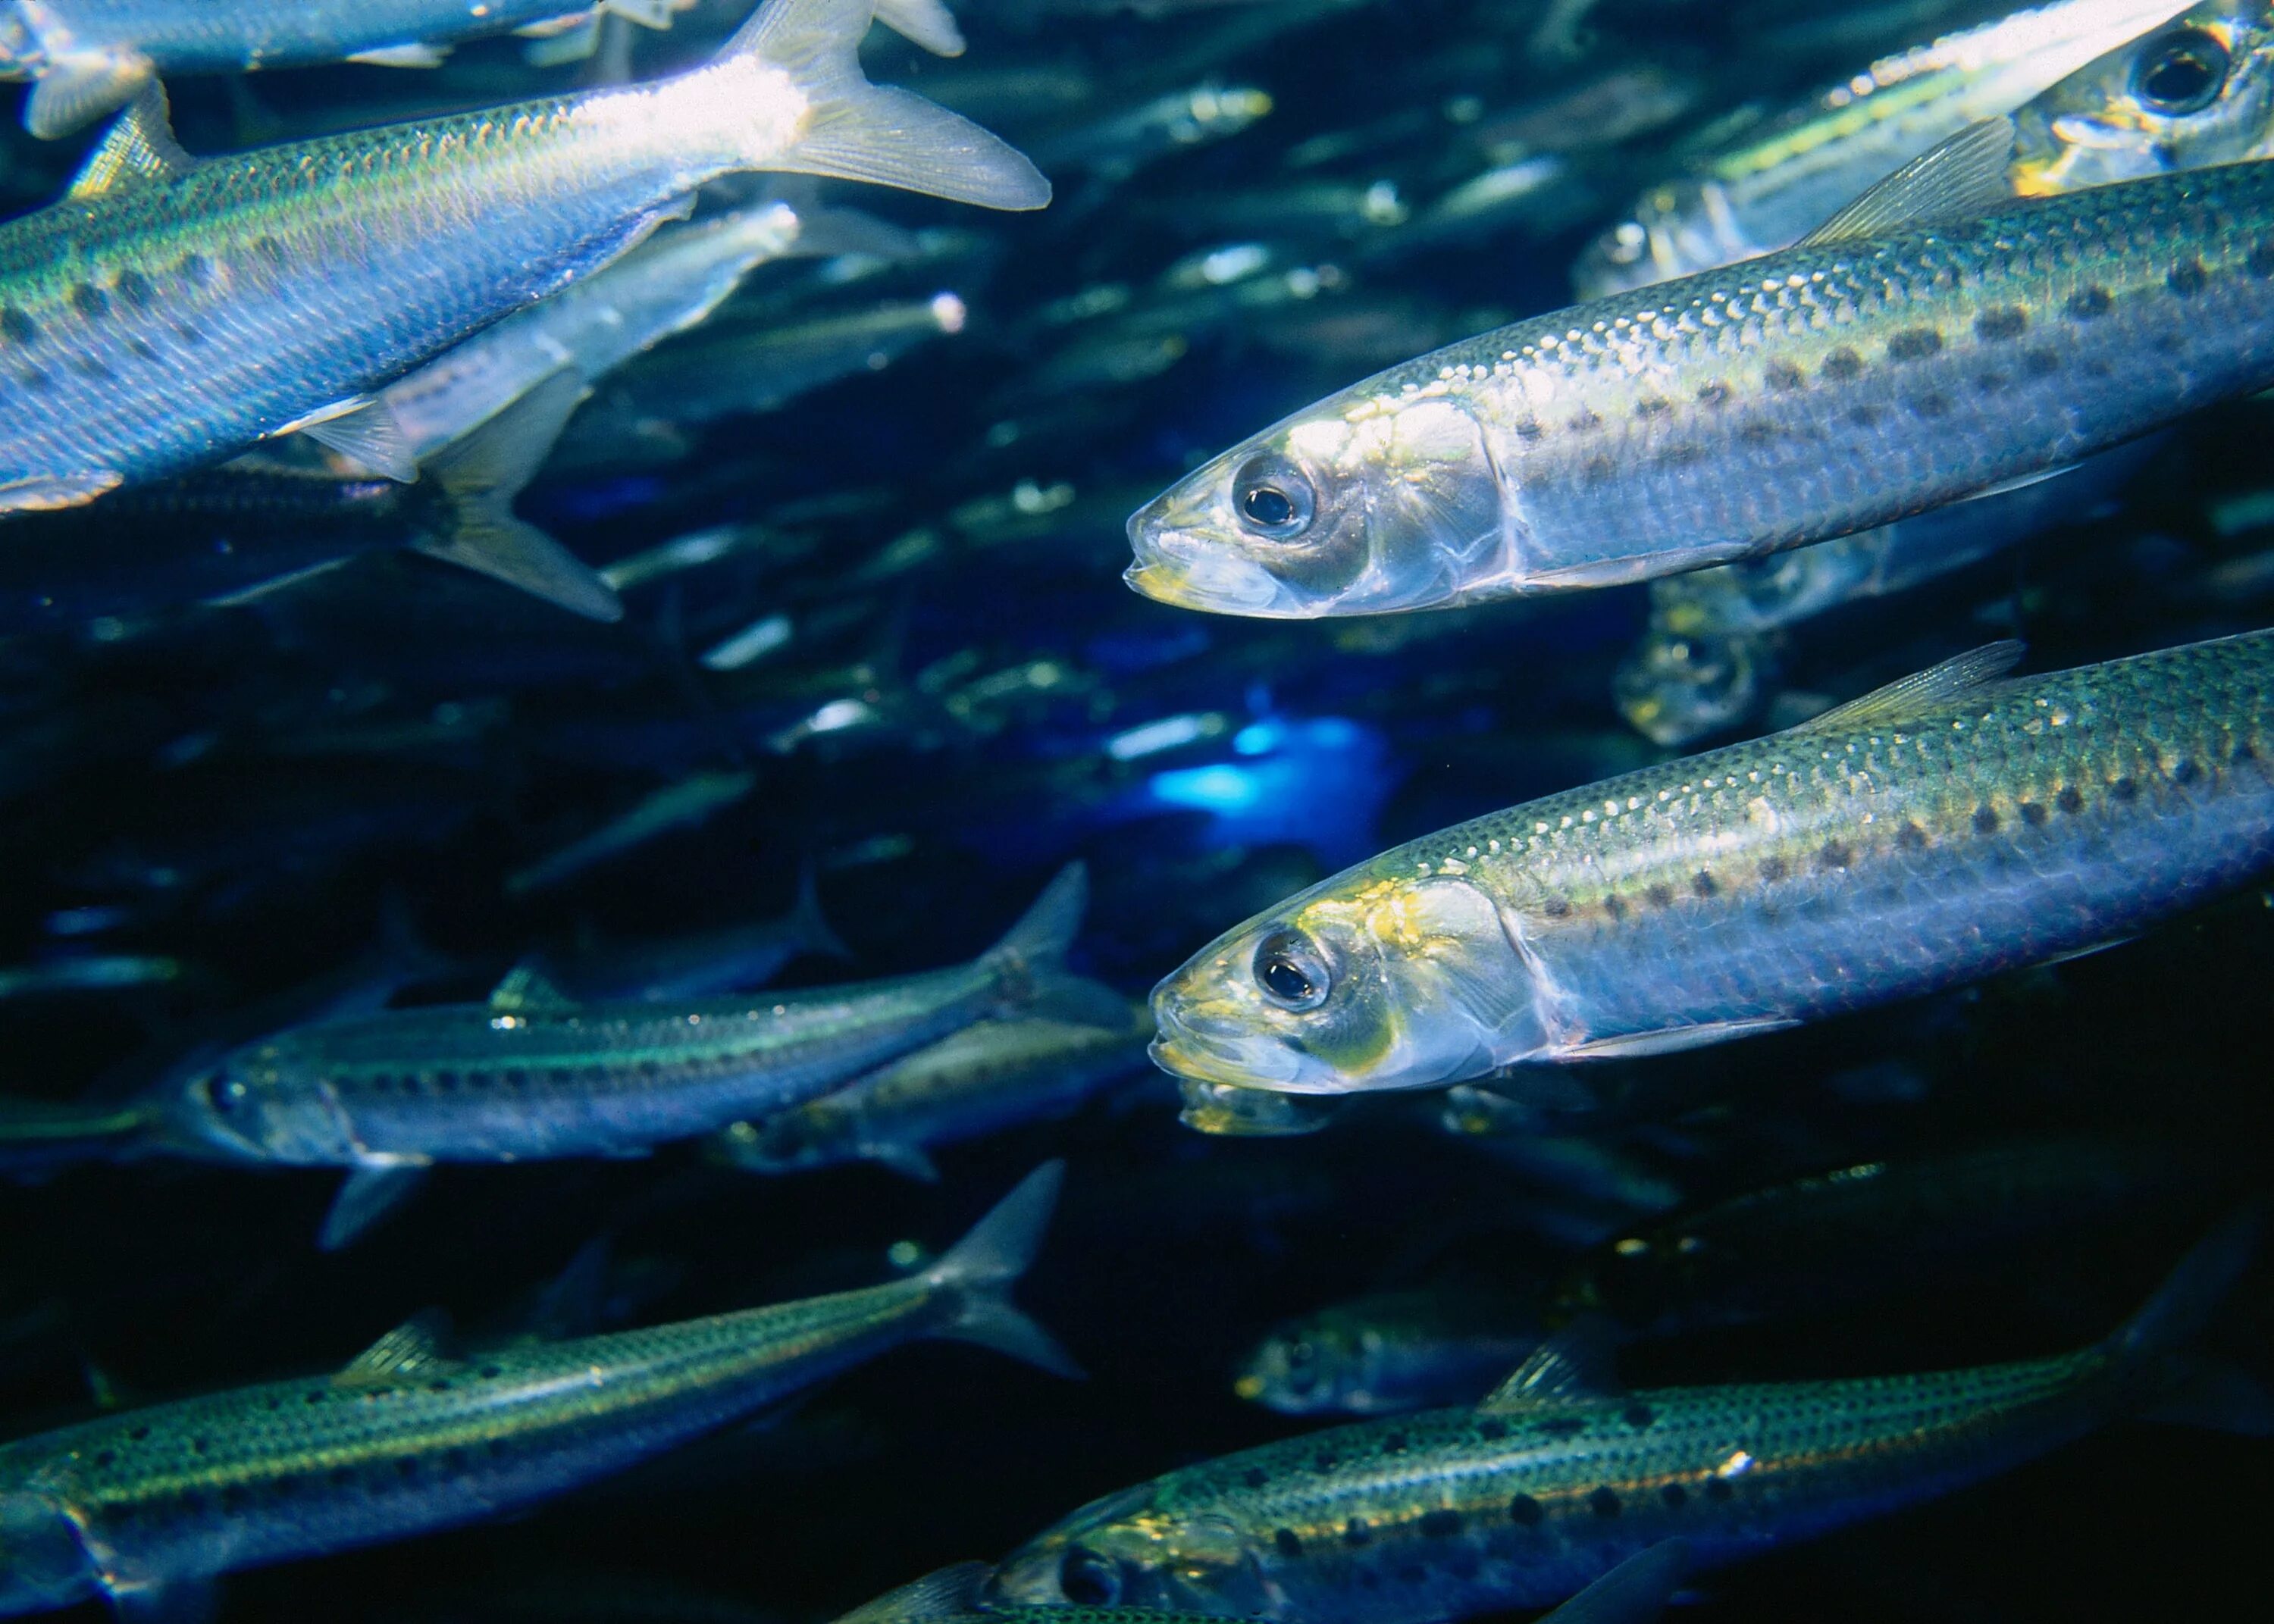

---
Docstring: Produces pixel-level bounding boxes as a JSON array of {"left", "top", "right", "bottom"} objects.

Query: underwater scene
[{"left": 2, "top": 0, "right": 2272, "bottom": 1619}]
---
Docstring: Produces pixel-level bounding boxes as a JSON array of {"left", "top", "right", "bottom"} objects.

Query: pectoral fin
[
  {"left": 1556, "top": 1019, "right": 1799, "bottom": 1060},
  {"left": 320, "top": 1165, "right": 428, "bottom": 1251},
  {"left": 346, "top": 42, "right": 452, "bottom": 68},
  {"left": 1480, "top": 1321, "right": 1624, "bottom": 1411}
]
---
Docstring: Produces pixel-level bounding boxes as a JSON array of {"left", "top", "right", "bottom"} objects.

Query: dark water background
[{"left": 3, "top": 2, "right": 2271, "bottom": 1619}]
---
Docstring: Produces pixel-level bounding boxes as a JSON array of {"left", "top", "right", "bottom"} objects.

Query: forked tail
[
  {"left": 922, "top": 1160, "right": 1082, "bottom": 1378},
  {"left": 725, "top": 0, "right": 1048, "bottom": 211}
]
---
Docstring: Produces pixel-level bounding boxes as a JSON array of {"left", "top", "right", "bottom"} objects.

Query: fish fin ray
[
  {"left": 522, "top": 14, "right": 603, "bottom": 63},
  {"left": 869, "top": 1141, "right": 943, "bottom": 1182},
  {"left": 490, "top": 960, "right": 577, "bottom": 1011},
  {"left": 729, "top": 0, "right": 1047, "bottom": 210},
  {"left": 109, "top": 1578, "right": 218, "bottom": 1624},
  {"left": 1481, "top": 1319, "right": 1624, "bottom": 1410},
  {"left": 2111, "top": 1200, "right": 2264, "bottom": 1365},
  {"left": 1536, "top": 1541, "right": 1691, "bottom": 1624},
  {"left": 319, "top": 1166, "right": 428, "bottom": 1251},
  {"left": 35, "top": 52, "right": 156, "bottom": 142},
  {"left": 335, "top": 1309, "right": 463, "bottom": 1388},
  {"left": 415, "top": 370, "right": 622, "bottom": 621},
  {"left": 1799, "top": 114, "right": 2016, "bottom": 246},
  {"left": 1556, "top": 1019, "right": 1799, "bottom": 1059},
  {"left": 1789, "top": 642, "right": 2028, "bottom": 734},
  {"left": 295, "top": 399, "right": 420, "bottom": 483}
]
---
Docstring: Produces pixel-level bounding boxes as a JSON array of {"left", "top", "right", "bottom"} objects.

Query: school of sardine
[{"left": 0, "top": 2, "right": 2267, "bottom": 1622}]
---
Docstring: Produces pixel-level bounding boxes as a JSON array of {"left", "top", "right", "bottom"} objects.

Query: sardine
[
  {"left": 0, "top": 1163, "right": 1073, "bottom": 1618},
  {"left": 144, "top": 863, "right": 1114, "bottom": 1245},
  {"left": 1149, "top": 632, "right": 2274, "bottom": 1094},
  {"left": 0, "top": 0, "right": 1046, "bottom": 515},
  {"left": 988, "top": 1211, "right": 2260, "bottom": 1621},
  {"left": 1123, "top": 127, "right": 2274, "bottom": 616},
  {"left": 1234, "top": 1286, "right": 1542, "bottom": 1417}
]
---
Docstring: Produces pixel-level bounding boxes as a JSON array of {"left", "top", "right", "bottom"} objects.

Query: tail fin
[
  {"left": 414, "top": 370, "right": 625, "bottom": 623},
  {"left": 982, "top": 862, "right": 1129, "bottom": 1028},
  {"left": 789, "top": 861, "right": 854, "bottom": 961},
  {"left": 2110, "top": 1200, "right": 2263, "bottom": 1366},
  {"left": 725, "top": 0, "right": 1048, "bottom": 211},
  {"left": 922, "top": 1161, "right": 1082, "bottom": 1378}
]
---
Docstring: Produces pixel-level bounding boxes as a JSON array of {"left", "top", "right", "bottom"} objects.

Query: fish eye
[
  {"left": 2133, "top": 28, "right": 2230, "bottom": 114},
  {"left": 1058, "top": 1548, "right": 1121, "bottom": 1606},
  {"left": 1232, "top": 455, "right": 1316, "bottom": 542},
  {"left": 1252, "top": 928, "right": 1330, "bottom": 1012},
  {"left": 208, "top": 1076, "right": 252, "bottom": 1116}
]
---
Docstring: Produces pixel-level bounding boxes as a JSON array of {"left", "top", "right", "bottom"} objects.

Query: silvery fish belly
[
  {"left": 1573, "top": 0, "right": 2201, "bottom": 298},
  {"left": 1148, "top": 631, "right": 2274, "bottom": 1094},
  {"left": 1124, "top": 149, "right": 2274, "bottom": 618},
  {"left": 0, "top": 0, "right": 1045, "bottom": 515}
]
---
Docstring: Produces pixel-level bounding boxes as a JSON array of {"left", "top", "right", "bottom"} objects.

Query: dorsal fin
[
  {"left": 334, "top": 1311, "right": 462, "bottom": 1389},
  {"left": 1480, "top": 1320, "right": 1624, "bottom": 1411},
  {"left": 67, "top": 83, "right": 195, "bottom": 199},
  {"left": 1799, "top": 115, "right": 2016, "bottom": 247},
  {"left": 828, "top": 1563, "right": 989, "bottom": 1624},
  {"left": 490, "top": 960, "right": 575, "bottom": 1011},
  {"left": 1789, "top": 641, "right": 2027, "bottom": 734}
]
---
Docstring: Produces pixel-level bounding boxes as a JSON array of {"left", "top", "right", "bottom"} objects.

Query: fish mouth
[
  {"left": 1148, "top": 1001, "right": 1306, "bottom": 1088},
  {"left": 1124, "top": 510, "right": 1305, "bottom": 617}
]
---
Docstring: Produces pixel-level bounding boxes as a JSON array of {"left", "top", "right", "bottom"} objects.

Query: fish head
[
  {"left": 1233, "top": 1312, "right": 1370, "bottom": 1414},
  {"left": 0, "top": 1494, "right": 99, "bottom": 1613},
  {"left": 1148, "top": 868, "right": 1540, "bottom": 1094},
  {"left": 988, "top": 1485, "right": 1274, "bottom": 1614},
  {"left": 2011, "top": 5, "right": 2274, "bottom": 192},
  {"left": 1125, "top": 389, "right": 1504, "bottom": 617},
  {"left": 143, "top": 1040, "right": 337, "bottom": 1163}
]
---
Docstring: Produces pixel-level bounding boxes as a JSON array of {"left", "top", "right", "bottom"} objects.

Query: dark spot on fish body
[
  {"left": 1735, "top": 417, "right": 1778, "bottom": 444},
  {"left": 2057, "top": 786, "right": 2084, "bottom": 814},
  {"left": 1543, "top": 896, "right": 1572, "bottom": 918},
  {"left": 2112, "top": 776, "right": 2139, "bottom": 802},
  {"left": 1973, "top": 806, "right": 2000, "bottom": 834},
  {"left": 1696, "top": 381, "right": 1731, "bottom": 407},
  {"left": 2248, "top": 240, "right": 2274, "bottom": 278},
  {"left": 1817, "top": 841, "right": 1850, "bottom": 871},
  {"left": 1581, "top": 454, "right": 1615, "bottom": 484},
  {"left": 255, "top": 236, "right": 289, "bottom": 268},
  {"left": 1885, "top": 327, "right": 1941, "bottom": 361},
  {"left": 1476, "top": 1418, "right": 1506, "bottom": 1441},
  {"left": 1975, "top": 307, "right": 2028, "bottom": 342},
  {"left": 221, "top": 1484, "right": 251, "bottom": 1512},
  {"left": 1381, "top": 1431, "right": 1408, "bottom": 1454},
  {"left": 1621, "top": 1403, "right": 1655, "bottom": 1429},
  {"left": 328, "top": 1466, "right": 355, "bottom": 1487},
  {"left": 1, "top": 305, "right": 35, "bottom": 343},
  {"left": 1314, "top": 1449, "right": 1339, "bottom": 1471},
  {"left": 2021, "top": 801, "right": 2048, "bottom": 825},
  {"left": 1897, "top": 821, "right": 1928, "bottom": 850},
  {"left": 129, "top": 338, "right": 158, "bottom": 361},
  {"left": 1821, "top": 348, "right": 1864, "bottom": 382},
  {"left": 1569, "top": 409, "right": 1602, "bottom": 433},
  {"left": 2170, "top": 757, "right": 2200, "bottom": 786},
  {"left": 74, "top": 355, "right": 114, "bottom": 380},
  {"left": 1514, "top": 418, "right": 1543, "bottom": 441},
  {"left": 305, "top": 1389, "right": 326, "bottom": 1405},
  {"left": 1420, "top": 1509, "right": 1463, "bottom": 1538},
  {"left": 1759, "top": 856, "right": 1787, "bottom": 883},
  {"left": 1509, "top": 1494, "right": 1544, "bottom": 1526},
  {"left": 1693, "top": 870, "right": 1718, "bottom": 897},
  {"left": 2022, "top": 347, "right": 2063, "bottom": 377},
  {"left": 1539, "top": 1416, "right": 1585, "bottom": 1438},
  {"left": 1704, "top": 1476, "right": 1734, "bottom": 1503},
  {"left": 1245, "top": 1466, "right": 1270, "bottom": 1488},
  {"left": 1588, "top": 1488, "right": 1622, "bottom": 1518},
  {"left": 396, "top": 1456, "right": 420, "bottom": 1478},
  {"left": 2235, "top": 742, "right": 2259, "bottom": 768},
  {"left": 1764, "top": 360, "right": 1804, "bottom": 391},
  {"left": 128, "top": 1425, "right": 151, "bottom": 1440},
  {"left": 1345, "top": 1518, "right": 1373, "bottom": 1547},
  {"left": 1907, "top": 392, "right": 1952, "bottom": 419},
  {"left": 1602, "top": 893, "right": 1627, "bottom": 922},
  {"left": 70, "top": 283, "right": 108, "bottom": 319},
  {"left": 1274, "top": 1529, "right": 1303, "bottom": 1558},
  {"left": 113, "top": 269, "right": 154, "bottom": 309},
  {"left": 1635, "top": 397, "right": 1671, "bottom": 418},
  {"left": 177, "top": 1490, "right": 206, "bottom": 1516},
  {"left": 2065, "top": 287, "right": 2113, "bottom": 321},
  {"left": 1660, "top": 1483, "right": 1686, "bottom": 1509},
  {"left": 19, "top": 367, "right": 50, "bottom": 392},
  {"left": 1646, "top": 883, "right": 1674, "bottom": 908},
  {"left": 190, "top": 1437, "right": 208, "bottom": 1454}
]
